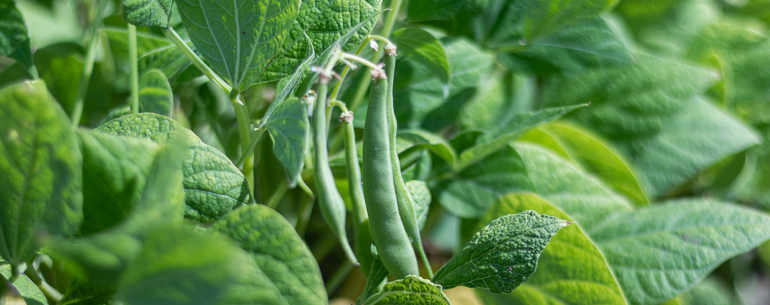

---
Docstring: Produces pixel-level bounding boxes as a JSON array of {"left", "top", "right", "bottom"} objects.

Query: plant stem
[
  {"left": 70, "top": 0, "right": 108, "bottom": 127},
  {"left": 381, "top": 0, "right": 403, "bottom": 39},
  {"left": 236, "top": 128, "right": 266, "bottom": 168},
  {"left": 295, "top": 195, "right": 314, "bottom": 237},
  {"left": 129, "top": 24, "right": 139, "bottom": 114},
  {"left": 24, "top": 266, "right": 62, "bottom": 302},
  {"left": 266, "top": 181, "right": 288, "bottom": 209},
  {"left": 161, "top": 28, "right": 232, "bottom": 94}
]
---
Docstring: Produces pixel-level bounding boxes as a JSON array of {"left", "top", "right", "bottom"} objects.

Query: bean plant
[{"left": 2, "top": 0, "right": 770, "bottom": 304}]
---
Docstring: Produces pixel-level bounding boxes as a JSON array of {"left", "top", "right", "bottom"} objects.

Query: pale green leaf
[
  {"left": 59, "top": 282, "right": 115, "bottom": 305},
  {"left": 258, "top": 0, "right": 382, "bottom": 83},
  {"left": 475, "top": 193, "right": 627, "bottom": 305},
  {"left": 138, "top": 41, "right": 195, "bottom": 81},
  {"left": 534, "top": 122, "right": 649, "bottom": 206},
  {"left": 456, "top": 104, "right": 585, "bottom": 171},
  {"left": 95, "top": 113, "right": 251, "bottom": 222},
  {"left": 103, "top": 28, "right": 171, "bottom": 64},
  {"left": 78, "top": 130, "right": 160, "bottom": 235},
  {"left": 138, "top": 69, "right": 173, "bottom": 117},
  {"left": 0, "top": 80, "right": 83, "bottom": 267},
  {"left": 0, "top": 0, "right": 37, "bottom": 78},
  {"left": 730, "top": 127, "right": 770, "bottom": 208},
  {"left": 407, "top": 0, "right": 465, "bottom": 21},
  {"left": 679, "top": 278, "right": 732, "bottom": 305},
  {"left": 391, "top": 28, "right": 451, "bottom": 88},
  {"left": 123, "top": 0, "right": 173, "bottom": 27},
  {"left": 513, "top": 143, "right": 634, "bottom": 231},
  {"left": 398, "top": 130, "right": 456, "bottom": 167},
  {"left": 177, "top": 0, "right": 299, "bottom": 91},
  {"left": 432, "top": 210, "right": 569, "bottom": 293},
  {"left": 590, "top": 199, "right": 770, "bottom": 305},
  {"left": 363, "top": 276, "right": 450, "bottom": 305},
  {"left": 264, "top": 97, "right": 309, "bottom": 187},
  {"left": 117, "top": 224, "right": 244, "bottom": 305},
  {"left": 457, "top": 72, "right": 537, "bottom": 132},
  {"left": 406, "top": 180, "right": 431, "bottom": 231},
  {"left": 0, "top": 264, "right": 48, "bottom": 305},
  {"left": 212, "top": 205, "right": 327, "bottom": 305}
]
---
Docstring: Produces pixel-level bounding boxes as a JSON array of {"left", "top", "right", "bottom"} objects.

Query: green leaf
[
  {"left": 95, "top": 113, "right": 251, "bottom": 222},
  {"left": 456, "top": 105, "right": 585, "bottom": 171},
  {"left": 530, "top": 122, "right": 650, "bottom": 206},
  {"left": 363, "top": 276, "right": 450, "bottom": 305},
  {"left": 258, "top": 0, "right": 382, "bottom": 83},
  {"left": 265, "top": 33, "right": 314, "bottom": 122},
  {"left": 626, "top": 97, "right": 760, "bottom": 197},
  {"left": 730, "top": 126, "right": 770, "bottom": 208},
  {"left": 0, "top": 264, "right": 48, "bottom": 305},
  {"left": 138, "top": 41, "right": 195, "bottom": 81},
  {"left": 391, "top": 28, "right": 451, "bottom": 88},
  {"left": 432, "top": 210, "right": 569, "bottom": 293},
  {"left": 679, "top": 278, "right": 732, "bottom": 305},
  {"left": 176, "top": 0, "right": 299, "bottom": 91},
  {"left": 392, "top": 38, "right": 496, "bottom": 131},
  {"left": 590, "top": 199, "right": 770, "bottom": 305},
  {"left": 475, "top": 193, "right": 627, "bottom": 305},
  {"left": 0, "top": 80, "right": 83, "bottom": 267},
  {"left": 212, "top": 205, "right": 327, "bottom": 305},
  {"left": 407, "top": 0, "right": 465, "bottom": 21},
  {"left": 123, "top": 0, "right": 173, "bottom": 27},
  {"left": 513, "top": 143, "right": 634, "bottom": 231},
  {"left": 138, "top": 69, "right": 173, "bottom": 117},
  {"left": 457, "top": 72, "right": 537, "bottom": 132},
  {"left": 103, "top": 28, "right": 171, "bottom": 65},
  {"left": 437, "top": 145, "right": 534, "bottom": 218},
  {"left": 116, "top": 224, "right": 244, "bottom": 305},
  {"left": 59, "top": 282, "right": 115, "bottom": 305},
  {"left": 522, "top": 0, "right": 619, "bottom": 41},
  {"left": 264, "top": 97, "right": 309, "bottom": 187},
  {"left": 398, "top": 130, "right": 456, "bottom": 167},
  {"left": 78, "top": 130, "right": 161, "bottom": 235},
  {"left": 499, "top": 17, "right": 633, "bottom": 74},
  {"left": 0, "top": 0, "right": 37, "bottom": 78},
  {"left": 406, "top": 180, "right": 431, "bottom": 231}
]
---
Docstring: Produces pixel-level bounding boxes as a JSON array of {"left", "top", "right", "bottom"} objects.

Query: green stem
[
  {"left": 236, "top": 128, "right": 266, "bottom": 168},
  {"left": 381, "top": 0, "right": 403, "bottom": 39},
  {"left": 266, "top": 181, "right": 288, "bottom": 209},
  {"left": 129, "top": 24, "right": 139, "bottom": 114},
  {"left": 24, "top": 267, "right": 62, "bottom": 302},
  {"left": 70, "top": 0, "right": 108, "bottom": 127},
  {"left": 296, "top": 194, "right": 314, "bottom": 236},
  {"left": 161, "top": 28, "right": 231, "bottom": 94}
]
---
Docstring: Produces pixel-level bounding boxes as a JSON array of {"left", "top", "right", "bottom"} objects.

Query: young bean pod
[
  {"left": 340, "top": 110, "right": 375, "bottom": 276},
  {"left": 362, "top": 68, "right": 419, "bottom": 279},
  {"left": 383, "top": 44, "right": 433, "bottom": 277},
  {"left": 313, "top": 81, "right": 358, "bottom": 265}
]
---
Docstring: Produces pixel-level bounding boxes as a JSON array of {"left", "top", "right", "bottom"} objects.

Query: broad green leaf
[
  {"left": 456, "top": 105, "right": 585, "bottom": 171},
  {"left": 391, "top": 28, "right": 451, "bottom": 88},
  {"left": 541, "top": 54, "right": 718, "bottom": 140},
  {"left": 392, "top": 38, "right": 495, "bottom": 131},
  {"left": 78, "top": 130, "right": 160, "bottom": 235},
  {"left": 138, "top": 41, "right": 196, "bottom": 81},
  {"left": 437, "top": 145, "right": 534, "bottom": 218},
  {"left": 513, "top": 143, "right": 634, "bottom": 231},
  {"left": 522, "top": 0, "right": 619, "bottom": 41},
  {"left": 363, "top": 276, "right": 450, "bottom": 305},
  {"left": 264, "top": 97, "right": 309, "bottom": 187},
  {"left": 407, "top": 0, "right": 465, "bottom": 21},
  {"left": 123, "top": 0, "right": 173, "bottom": 27},
  {"left": 96, "top": 113, "right": 250, "bottom": 222},
  {"left": 590, "top": 199, "right": 770, "bottom": 305},
  {"left": 531, "top": 122, "right": 650, "bottom": 206},
  {"left": 730, "top": 127, "right": 770, "bottom": 208},
  {"left": 0, "top": 80, "right": 83, "bottom": 267},
  {"left": 59, "top": 282, "right": 115, "bottom": 305},
  {"left": 499, "top": 17, "right": 632, "bottom": 74},
  {"left": 398, "top": 130, "right": 456, "bottom": 167},
  {"left": 103, "top": 28, "right": 171, "bottom": 65},
  {"left": 258, "top": 0, "right": 382, "bottom": 82},
  {"left": 458, "top": 72, "right": 537, "bottom": 132},
  {"left": 432, "top": 210, "right": 569, "bottom": 293},
  {"left": 176, "top": 0, "right": 299, "bottom": 91},
  {"left": 0, "top": 264, "right": 48, "bottom": 305},
  {"left": 406, "top": 180, "right": 431, "bottom": 231},
  {"left": 626, "top": 97, "right": 760, "bottom": 197},
  {"left": 117, "top": 224, "right": 244, "bottom": 305},
  {"left": 679, "top": 278, "right": 732, "bottom": 305},
  {"left": 401, "top": 149, "right": 432, "bottom": 182},
  {"left": 138, "top": 69, "right": 173, "bottom": 117},
  {"left": 264, "top": 33, "right": 314, "bottom": 123},
  {"left": 50, "top": 226, "right": 145, "bottom": 283},
  {"left": 212, "top": 205, "right": 327, "bottom": 305},
  {"left": 0, "top": 0, "right": 37, "bottom": 78},
  {"left": 475, "top": 193, "right": 627, "bottom": 305}
]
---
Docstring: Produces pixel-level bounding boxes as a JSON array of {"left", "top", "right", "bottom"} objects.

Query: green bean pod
[
  {"left": 362, "top": 69, "right": 419, "bottom": 279},
  {"left": 384, "top": 44, "right": 433, "bottom": 277},
  {"left": 313, "top": 82, "right": 358, "bottom": 265},
  {"left": 341, "top": 111, "right": 375, "bottom": 276}
]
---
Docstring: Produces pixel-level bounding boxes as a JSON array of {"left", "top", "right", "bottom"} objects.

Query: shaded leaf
[
  {"left": 590, "top": 199, "right": 770, "bottom": 305},
  {"left": 138, "top": 69, "right": 173, "bottom": 117},
  {"left": 398, "top": 130, "right": 456, "bottom": 167},
  {"left": 138, "top": 41, "right": 195, "bottom": 81},
  {"left": 264, "top": 97, "right": 309, "bottom": 187},
  {"left": 0, "top": 80, "right": 82, "bottom": 267},
  {"left": 391, "top": 28, "right": 450, "bottom": 88},
  {"left": 363, "top": 276, "right": 450, "bottom": 305},
  {"left": 406, "top": 180, "right": 431, "bottom": 231},
  {"left": 59, "top": 282, "right": 115, "bottom": 305},
  {"left": 0, "top": 0, "right": 37, "bottom": 78},
  {"left": 212, "top": 205, "right": 327, "bottom": 305},
  {"left": 123, "top": 0, "right": 173, "bottom": 28},
  {"left": 177, "top": 0, "right": 299, "bottom": 91},
  {"left": 407, "top": 0, "right": 465, "bottom": 22},
  {"left": 432, "top": 210, "right": 569, "bottom": 293}
]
